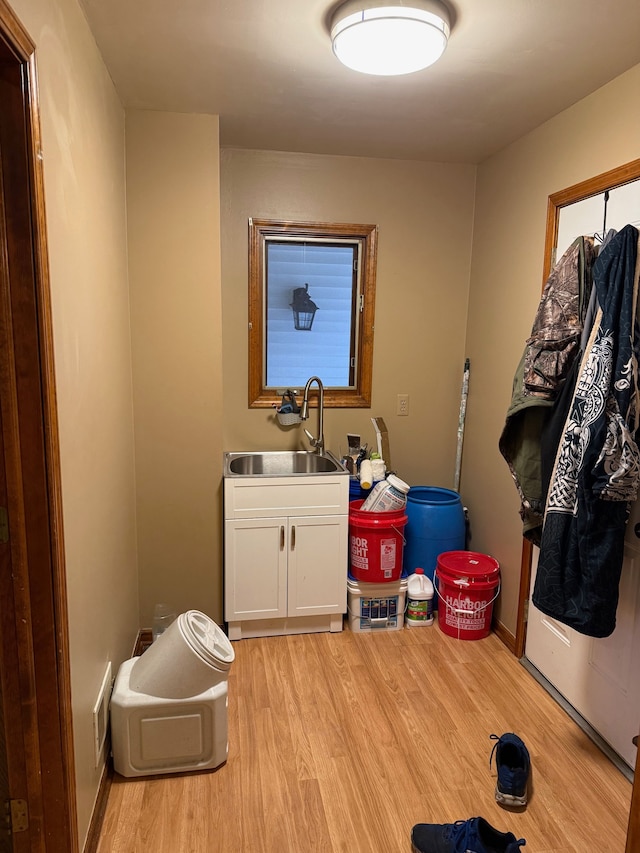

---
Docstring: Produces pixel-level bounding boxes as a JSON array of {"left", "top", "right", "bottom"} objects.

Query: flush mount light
[{"left": 330, "top": 0, "right": 451, "bottom": 76}]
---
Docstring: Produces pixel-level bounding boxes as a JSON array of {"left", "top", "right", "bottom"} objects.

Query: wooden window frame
[{"left": 248, "top": 218, "right": 378, "bottom": 408}]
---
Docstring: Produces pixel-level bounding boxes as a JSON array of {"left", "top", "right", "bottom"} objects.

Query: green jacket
[{"left": 499, "top": 236, "right": 596, "bottom": 545}]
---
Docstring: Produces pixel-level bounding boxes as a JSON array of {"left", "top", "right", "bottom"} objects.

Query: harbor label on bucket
[
  {"left": 350, "top": 535, "right": 398, "bottom": 578},
  {"left": 444, "top": 592, "right": 489, "bottom": 632},
  {"left": 435, "top": 551, "right": 500, "bottom": 641},
  {"left": 350, "top": 535, "right": 369, "bottom": 570}
]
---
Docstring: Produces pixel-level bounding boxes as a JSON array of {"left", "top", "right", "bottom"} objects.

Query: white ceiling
[{"left": 78, "top": 0, "right": 640, "bottom": 164}]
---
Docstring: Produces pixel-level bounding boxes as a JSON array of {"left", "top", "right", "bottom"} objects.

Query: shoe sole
[{"left": 495, "top": 785, "right": 527, "bottom": 808}]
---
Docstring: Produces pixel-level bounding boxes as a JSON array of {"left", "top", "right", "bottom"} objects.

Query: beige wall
[
  {"left": 463, "top": 63, "right": 640, "bottom": 634},
  {"left": 220, "top": 150, "right": 477, "bottom": 491},
  {"left": 10, "top": 0, "right": 138, "bottom": 845},
  {"left": 126, "top": 111, "right": 224, "bottom": 629}
]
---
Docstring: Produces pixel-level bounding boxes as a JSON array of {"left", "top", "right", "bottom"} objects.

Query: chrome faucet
[{"left": 300, "top": 376, "right": 324, "bottom": 454}]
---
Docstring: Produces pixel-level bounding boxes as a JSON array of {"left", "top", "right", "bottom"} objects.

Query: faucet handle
[{"left": 304, "top": 428, "right": 319, "bottom": 448}]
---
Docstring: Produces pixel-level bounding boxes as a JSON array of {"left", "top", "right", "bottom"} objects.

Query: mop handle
[{"left": 454, "top": 358, "right": 470, "bottom": 493}]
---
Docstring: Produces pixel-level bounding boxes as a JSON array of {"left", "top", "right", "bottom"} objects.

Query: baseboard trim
[
  {"left": 83, "top": 760, "right": 113, "bottom": 853},
  {"left": 493, "top": 619, "right": 517, "bottom": 654},
  {"left": 83, "top": 630, "right": 148, "bottom": 851},
  {"left": 135, "top": 628, "right": 152, "bottom": 656}
]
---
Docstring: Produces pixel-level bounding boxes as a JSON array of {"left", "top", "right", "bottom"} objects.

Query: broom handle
[{"left": 454, "top": 358, "right": 470, "bottom": 493}]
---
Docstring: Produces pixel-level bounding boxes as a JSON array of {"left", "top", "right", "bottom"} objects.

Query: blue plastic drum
[
  {"left": 349, "top": 477, "right": 362, "bottom": 502},
  {"left": 402, "top": 487, "right": 465, "bottom": 596}
]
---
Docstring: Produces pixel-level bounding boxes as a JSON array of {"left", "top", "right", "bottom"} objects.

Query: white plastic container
[
  {"left": 130, "top": 610, "right": 234, "bottom": 699},
  {"left": 406, "top": 568, "right": 434, "bottom": 627},
  {"left": 347, "top": 575, "right": 408, "bottom": 632},
  {"left": 360, "top": 474, "right": 410, "bottom": 512},
  {"left": 110, "top": 610, "right": 235, "bottom": 778},
  {"left": 110, "top": 658, "right": 230, "bottom": 777}
]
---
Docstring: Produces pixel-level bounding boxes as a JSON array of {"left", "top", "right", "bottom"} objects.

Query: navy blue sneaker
[
  {"left": 490, "top": 733, "right": 530, "bottom": 807},
  {"left": 411, "top": 817, "right": 526, "bottom": 853}
]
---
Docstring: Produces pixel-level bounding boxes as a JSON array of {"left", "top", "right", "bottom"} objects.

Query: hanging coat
[
  {"left": 539, "top": 230, "right": 618, "bottom": 501},
  {"left": 533, "top": 225, "right": 640, "bottom": 638},
  {"left": 499, "top": 237, "right": 595, "bottom": 544}
]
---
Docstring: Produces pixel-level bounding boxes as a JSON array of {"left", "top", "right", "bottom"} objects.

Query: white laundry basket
[{"left": 110, "top": 610, "right": 235, "bottom": 777}]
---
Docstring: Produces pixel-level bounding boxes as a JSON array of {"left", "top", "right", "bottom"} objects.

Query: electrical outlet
[{"left": 397, "top": 394, "right": 409, "bottom": 416}]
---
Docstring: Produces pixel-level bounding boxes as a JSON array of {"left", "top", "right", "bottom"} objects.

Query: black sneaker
[
  {"left": 411, "top": 816, "right": 526, "bottom": 853},
  {"left": 489, "top": 733, "right": 530, "bottom": 808}
]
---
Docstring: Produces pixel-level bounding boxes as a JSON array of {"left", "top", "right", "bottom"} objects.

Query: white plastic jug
[
  {"left": 406, "top": 568, "right": 434, "bottom": 627},
  {"left": 360, "top": 473, "right": 410, "bottom": 512}
]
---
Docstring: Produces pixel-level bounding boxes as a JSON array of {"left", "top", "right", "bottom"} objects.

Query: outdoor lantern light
[
  {"left": 330, "top": 0, "right": 451, "bottom": 76},
  {"left": 290, "top": 283, "right": 319, "bottom": 331}
]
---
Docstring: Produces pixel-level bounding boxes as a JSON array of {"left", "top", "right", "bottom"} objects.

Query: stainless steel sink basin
[{"left": 223, "top": 450, "right": 348, "bottom": 477}]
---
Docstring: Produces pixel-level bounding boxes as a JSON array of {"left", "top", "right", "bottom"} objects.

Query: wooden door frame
[
  {"left": 0, "top": 2, "right": 77, "bottom": 851},
  {"left": 513, "top": 158, "right": 640, "bottom": 852}
]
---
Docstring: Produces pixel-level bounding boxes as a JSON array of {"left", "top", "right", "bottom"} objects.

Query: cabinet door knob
[
  {"left": 291, "top": 525, "right": 296, "bottom": 549},
  {"left": 280, "top": 525, "right": 285, "bottom": 549}
]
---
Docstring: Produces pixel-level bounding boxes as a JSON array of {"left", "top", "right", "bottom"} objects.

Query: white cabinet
[
  {"left": 225, "top": 517, "right": 287, "bottom": 621},
  {"left": 224, "top": 474, "right": 348, "bottom": 639}
]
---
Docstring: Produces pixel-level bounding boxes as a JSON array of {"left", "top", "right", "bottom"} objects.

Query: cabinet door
[
  {"left": 287, "top": 515, "right": 347, "bottom": 617},
  {"left": 225, "top": 517, "right": 287, "bottom": 621}
]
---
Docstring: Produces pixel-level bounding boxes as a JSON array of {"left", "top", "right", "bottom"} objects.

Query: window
[{"left": 248, "top": 219, "right": 378, "bottom": 408}]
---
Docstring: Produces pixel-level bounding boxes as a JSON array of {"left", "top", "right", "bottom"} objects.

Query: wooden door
[
  {"left": 0, "top": 2, "right": 77, "bottom": 850},
  {"left": 0, "top": 411, "right": 14, "bottom": 853}
]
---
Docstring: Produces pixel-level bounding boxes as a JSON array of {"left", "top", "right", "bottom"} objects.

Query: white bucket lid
[
  {"left": 178, "top": 610, "right": 235, "bottom": 671},
  {"left": 347, "top": 576, "right": 408, "bottom": 593}
]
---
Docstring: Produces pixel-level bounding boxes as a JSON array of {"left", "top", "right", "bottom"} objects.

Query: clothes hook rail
[{"left": 594, "top": 190, "right": 610, "bottom": 243}]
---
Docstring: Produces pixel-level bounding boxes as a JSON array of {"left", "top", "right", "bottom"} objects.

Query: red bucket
[
  {"left": 435, "top": 551, "right": 500, "bottom": 640},
  {"left": 349, "top": 499, "right": 408, "bottom": 583}
]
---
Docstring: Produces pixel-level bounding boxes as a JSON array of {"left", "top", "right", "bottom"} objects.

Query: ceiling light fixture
[{"left": 330, "top": 0, "right": 450, "bottom": 76}]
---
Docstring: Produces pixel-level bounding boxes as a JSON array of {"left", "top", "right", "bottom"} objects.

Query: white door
[
  {"left": 526, "top": 527, "right": 640, "bottom": 769},
  {"left": 524, "top": 179, "right": 640, "bottom": 772},
  {"left": 287, "top": 515, "right": 348, "bottom": 617}
]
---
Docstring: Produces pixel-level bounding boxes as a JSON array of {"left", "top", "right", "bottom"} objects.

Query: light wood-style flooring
[{"left": 97, "top": 624, "right": 631, "bottom": 852}]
